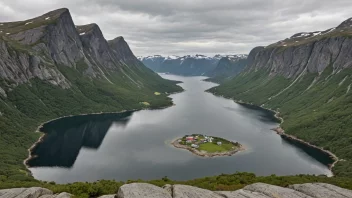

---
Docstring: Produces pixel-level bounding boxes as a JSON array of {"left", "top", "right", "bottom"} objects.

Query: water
[{"left": 29, "top": 74, "right": 332, "bottom": 183}]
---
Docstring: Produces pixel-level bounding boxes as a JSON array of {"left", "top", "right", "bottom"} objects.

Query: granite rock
[{"left": 117, "top": 183, "right": 171, "bottom": 198}]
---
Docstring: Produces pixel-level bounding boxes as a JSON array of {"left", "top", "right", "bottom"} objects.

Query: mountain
[
  {"left": 209, "top": 17, "right": 352, "bottom": 177},
  {"left": 0, "top": 8, "right": 182, "bottom": 180},
  {"left": 205, "top": 55, "right": 248, "bottom": 82},
  {"left": 139, "top": 54, "right": 247, "bottom": 76},
  {"left": 137, "top": 55, "right": 166, "bottom": 71}
]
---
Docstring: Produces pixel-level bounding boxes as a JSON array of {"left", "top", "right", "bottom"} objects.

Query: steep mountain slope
[
  {"left": 205, "top": 55, "right": 248, "bottom": 82},
  {"left": 139, "top": 54, "right": 247, "bottom": 76},
  {"left": 209, "top": 18, "right": 352, "bottom": 177},
  {"left": 0, "top": 8, "right": 181, "bottom": 181}
]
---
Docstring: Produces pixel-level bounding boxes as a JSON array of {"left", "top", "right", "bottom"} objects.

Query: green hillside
[
  {"left": 208, "top": 67, "right": 352, "bottom": 177},
  {"left": 0, "top": 62, "right": 182, "bottom": 181}
]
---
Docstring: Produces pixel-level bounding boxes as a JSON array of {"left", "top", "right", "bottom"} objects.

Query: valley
[
  {"left": 27, "top": 74, "right": 332, "bottom": 183},
  {"left": 138, "top": 54, "right": 247, "bottom": 79},
  {"left": 208, "top": 18, "right": 352, "bottom": 177},
  {"left": 1, "top": 3, "right": 352, "bottom": 198}
]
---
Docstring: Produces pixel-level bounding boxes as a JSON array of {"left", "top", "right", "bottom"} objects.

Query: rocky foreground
[{"left": 1, "top": 182, "right": 352, "bottom": 198}]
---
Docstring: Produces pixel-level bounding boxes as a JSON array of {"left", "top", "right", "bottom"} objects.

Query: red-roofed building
[{"left": 186, "top": 136, "right": 194, "bottom": 141}]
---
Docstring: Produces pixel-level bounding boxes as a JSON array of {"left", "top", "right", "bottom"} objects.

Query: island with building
[{"left": 171, "top": 134, "right": 244, "bottom": 157}]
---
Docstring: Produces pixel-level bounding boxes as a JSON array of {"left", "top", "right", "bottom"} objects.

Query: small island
[{"left": 171, "top": 134, "right": 244, "bottom": 157}]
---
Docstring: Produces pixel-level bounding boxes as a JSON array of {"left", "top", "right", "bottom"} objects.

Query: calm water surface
[{"left": 29, "top": 74, "right": 332, "bottom": 183}]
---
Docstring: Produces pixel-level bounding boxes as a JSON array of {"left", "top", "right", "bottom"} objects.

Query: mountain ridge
[
  {"left": 209, "top": 16, "right": 352, "bottom": 177},
  {"left": 0, "top": 8, "right": 182, "bottom": 181},
  {"left": 138, "top": 54, "right": 247, "bottom": 76}
]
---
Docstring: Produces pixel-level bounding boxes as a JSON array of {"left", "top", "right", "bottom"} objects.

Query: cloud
[{"left": 0, "top": 0, "right": 351, "bottom": 56}]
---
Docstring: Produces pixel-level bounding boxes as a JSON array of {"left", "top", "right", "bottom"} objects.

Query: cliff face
[
  {"left": 0, "top": 9, "right": 79, "bottom": 88},
  {"left": 210, "top": 17, "right": 352, "bottom": 177},
  {"left": 0, "top": 8, "right": 179, "bottom": 94},
  {"left": 0, "top": 8, "right": 87, "bottom": 88},
  {"left": 206, "top": 55, "right": 248, "bottom": 81},
  {"left": 246, "top": 18, "right": 352, "bottom": 78},
  {"left": 0, "top": 8, "right": 182, "bottom": 181},
  {"left": 77, "top": 23, "right": 118, "bottom": 73},
  {"left": 108, "top": 37, "right": 139, "bottom": 64}
]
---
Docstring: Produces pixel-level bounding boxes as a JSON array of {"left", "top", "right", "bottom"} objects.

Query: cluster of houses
[{"left": 179, "top": 135, "right": 222, "bottom": 149}]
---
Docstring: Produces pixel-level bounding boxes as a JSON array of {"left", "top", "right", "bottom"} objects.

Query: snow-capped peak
[
  {"left": 138, "top": 54, "right": 248, "bottom": 61},
  {"left": 166, "top": 55, "right": 180, "bottom": 60}
]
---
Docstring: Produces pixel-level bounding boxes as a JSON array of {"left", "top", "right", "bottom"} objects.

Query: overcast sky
[{"left": 0, "top": 0, "right": 351, "bottom": 56}]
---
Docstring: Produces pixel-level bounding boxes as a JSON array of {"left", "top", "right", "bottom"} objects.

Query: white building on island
[{"left": 217, "top": 142, "right": 222, "bottom": 145}]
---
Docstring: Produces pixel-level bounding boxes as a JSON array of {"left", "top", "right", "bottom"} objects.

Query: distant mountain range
[{"left": 138, "top": 54, "right": 247, "bottom": 76}]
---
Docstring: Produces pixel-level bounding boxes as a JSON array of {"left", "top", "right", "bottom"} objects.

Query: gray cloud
[{"left": 0, "top": 0, "right": 351, "bottom": 56}]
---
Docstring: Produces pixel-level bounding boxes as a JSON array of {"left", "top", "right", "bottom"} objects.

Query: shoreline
[
  {"left": 171, "top": 138, "right": 245, "bottom": 158},
  {"left": 23, "top": 109, "right": 138, "bottom": 172},
  {"left": 24, "top": 89, "right": 184, "bottom": 174},
  {"left": 211, "top": 93, "right": 339, "bottom": 175},
  {"left": 236, "top": 100, "right": 339, "bottom": 175}
]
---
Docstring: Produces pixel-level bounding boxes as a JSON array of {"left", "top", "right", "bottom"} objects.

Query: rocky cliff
[
  {"left": 0, "top": 8, "right": 182, "bottom": 181},
  {"left": 2, "top": 182, "right": 352, "bottom": 198},
  {"left": 206, "top": 55, "right": 248, "bottom": 82},
  {"left": 245, "top": 18, "right": 352, "bottom": 78},
  {"left": 209, "top": 17, "right": 352, "bottom": 177},
  {"left": 0, "top": 8, "right": 178, "bottom": 93}
]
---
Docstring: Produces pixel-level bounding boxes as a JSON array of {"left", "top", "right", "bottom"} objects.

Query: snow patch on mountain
[
  {"left": 139, "top": 54, "right": 247, "bottom": 61},
  {"left": 166, "top": 55, "right": 180, "bottom": 60},
  {"left": 25, "top": 21, "right": 33, "bottom": 25}
]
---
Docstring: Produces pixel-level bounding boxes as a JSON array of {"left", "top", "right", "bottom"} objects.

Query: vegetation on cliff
[
  {"left": 0, "top": 8, "right": 182, "bottom": 182},
  {"left": 208, "top": 67, "right": 352, "bottom": 177}
]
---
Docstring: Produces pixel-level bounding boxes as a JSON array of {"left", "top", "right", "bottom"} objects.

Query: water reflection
[
  {"left": 28, "top": 74, "right": 332, "bottom": 183},
  {"left": 281, "top": 137, "right": 335, "bottom": 167},
  {"left": 27, "top": 112, "right": 133, "bottom": 168}
]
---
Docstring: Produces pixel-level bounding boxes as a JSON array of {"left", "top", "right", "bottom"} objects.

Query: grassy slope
[
  {"left": 0, "top": 62, "right": 182, "bottom": 182},
  {"left": 208, "top": 67, "right": 352, "bottom": 177},
  {"left": 1, "top": 62, "right": 352, "bottom": 197},
  {"left": 198, "top": 142, "right": 233, "bottom": 152}
]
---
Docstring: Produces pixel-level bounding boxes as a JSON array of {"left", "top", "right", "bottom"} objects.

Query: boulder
[
  {"left": 243, "top": 183, "right": 313, "bottom": 198},
  {"left": 216, "top": 189, "right": 271, "bottom": 198},
  {"left": 40, "top": 192, "right": 72, "bottom": 198},
  {"left": 289, "top": 183, "right": 352, "bottom": 198},
  {"left": 117, "top": 183, "right": 171, "bottom": 198},
  {"left": 162, "top": 184, "right": 172, "bottom": 195},
  {"left": 0, "top": 187, "right": 53, "bottom": 198},
  {"left": 172, "top": 184, "right": 223, "bottom": 198}
]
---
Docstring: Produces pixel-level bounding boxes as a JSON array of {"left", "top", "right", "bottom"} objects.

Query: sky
[{"left": 0, "top": 0, "right": 351, "bottom": 56}]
